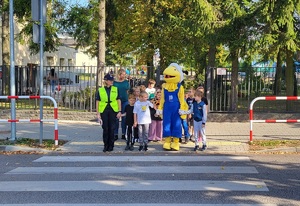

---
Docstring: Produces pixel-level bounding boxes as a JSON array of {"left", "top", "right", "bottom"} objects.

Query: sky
[{"left": 67, "top": 0, "right": 88, "bottom": 7}]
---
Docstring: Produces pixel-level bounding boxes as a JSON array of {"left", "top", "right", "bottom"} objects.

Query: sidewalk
[{"left": 1, "top": 120, "right": 300, "bottom": 154}]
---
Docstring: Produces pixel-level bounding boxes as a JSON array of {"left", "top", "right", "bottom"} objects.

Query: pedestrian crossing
[
  {"left": 0, "top": 204, "right": 278, "bottom": 206},
  {"left": 1, "top": 155, "right": 273, "bottom": 205}
]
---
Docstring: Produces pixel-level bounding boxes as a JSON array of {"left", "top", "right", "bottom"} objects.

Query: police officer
[{"left": 96, "top": 73, "right": 122, "bottom": 152}]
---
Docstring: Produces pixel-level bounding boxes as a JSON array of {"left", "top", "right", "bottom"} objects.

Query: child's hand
[
  {"left": 156, "top": 109, "right": 162, "bottom": 116},
  {"left": 116, "top": 112, "right": 122, "bottom": 119}
]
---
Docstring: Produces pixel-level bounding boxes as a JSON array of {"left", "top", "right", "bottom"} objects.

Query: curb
[
  {"left": 1, "top": 144, "right": 299, "bottom": 154},
  {"left": 1, "top": 145, "right": 53, "bottom": 154}
]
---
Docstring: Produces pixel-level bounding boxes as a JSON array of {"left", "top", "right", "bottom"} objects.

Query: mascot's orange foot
[
  {"left": 163, "top": 137, "right": 172, "bottom": 150},
  {"left": 171, "top": 138, "right": 180, "bottom": 151}
]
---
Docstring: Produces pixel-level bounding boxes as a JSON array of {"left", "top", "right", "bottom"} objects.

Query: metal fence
[
  {"left": 209, "top": 67, "right": 300, "bottom": 113},
  {"left": 0, "top": 65, "right": 148, "bottom": 112},
  {"left": 1, "top": 65, "right": 300, "bottom": 113}
]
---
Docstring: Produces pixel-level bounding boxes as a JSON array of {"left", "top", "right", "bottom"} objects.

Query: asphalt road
[{"left": 0, "top": 153, "right": 299, "bottom": 205}]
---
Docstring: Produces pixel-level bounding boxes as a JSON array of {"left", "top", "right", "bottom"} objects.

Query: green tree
[
  {"left": 13, "top": 0, "right": 66, "bottom": 55},
  {"left": 59, "top": 0, "right": 104, "bottom": 87},
  {"left": 213, "top": 0, "right": 258, "bottom": 111},
  {"left": 257, "top": 0, "right": 300, "bottom": 110}
]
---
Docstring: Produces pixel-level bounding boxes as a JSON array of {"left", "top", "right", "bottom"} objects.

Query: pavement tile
[{"left": 0, "top": 121, "right": 299, "bottom": 154}]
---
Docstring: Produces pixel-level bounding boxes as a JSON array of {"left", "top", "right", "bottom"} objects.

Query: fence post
[
  {"left": 0, "top": 95, "right": 59, "bottom": 146},
  {"left": 249, "top": 96, "right": 300, "bottom": 143}
]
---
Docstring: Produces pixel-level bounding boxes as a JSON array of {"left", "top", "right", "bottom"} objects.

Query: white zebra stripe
[
  {"left": 0, "top": 180, "right": 268, "bottom": 191},
  {"left": 0, "top": 204, "right": 278, "bottom": 206},
  {"left": 34, "top": 156, "right": 250, "bottom": 162},
  {"left": 6, "top": 166, "right": 258, "bottom": 174}
]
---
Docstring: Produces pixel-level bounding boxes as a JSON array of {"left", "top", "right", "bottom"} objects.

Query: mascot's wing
[
  {"left": 178, "top": 85, "right": 188, "bottom": 119},
  {"left": 178, "top": 85, "right": 188, "bottom": 111}
]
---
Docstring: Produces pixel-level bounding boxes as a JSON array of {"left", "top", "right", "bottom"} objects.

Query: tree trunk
[
  {"left": 274, "top": 49, "right": 282, "bottom": 95},
  {"left": 146, "top": 0, "right": 156, "bottom": 82},
  {"left": 206, "top": 44, "right": 216, "bottom": 111},
  {"left": 285, "top": 48, "right": 294, "bottom": 111},
  {"left": 146, "top": 44, "right": 154, "bottom": 81},
  {"left": 2, "top": 0, "right": 9, "bottom": 95},
  {"left": 159, "top": 54, "right": 167, "bottom": 72},
  {"left": 193, "top": 40, "right": 203, "bottom": 82},
  {"left": 229, "top": 50, "right": 239, "bottom": 112},
  {"left": 97, "top": 0, "right": 105, "bottom": 89}
]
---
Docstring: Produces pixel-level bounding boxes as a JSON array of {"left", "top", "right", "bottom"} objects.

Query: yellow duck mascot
[{"left": 156, "top": 63, "right": 188, "bottom": 151}]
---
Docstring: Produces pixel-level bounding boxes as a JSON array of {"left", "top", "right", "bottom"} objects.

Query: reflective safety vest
[{"left": 98, "top": 86, "right": 118, "bottom": 113}]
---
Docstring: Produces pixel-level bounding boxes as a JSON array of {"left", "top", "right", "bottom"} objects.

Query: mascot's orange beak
[{"left": 164, "top": 75, "right": 175, "bottom": 79}]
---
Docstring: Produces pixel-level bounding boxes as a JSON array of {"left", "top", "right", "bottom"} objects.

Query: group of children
[
  {"left": 120, "top": 78, "right": 208, "bottom": 152},
  {"left": 121, "top": 79, "right": 162, "bottom": 151}
]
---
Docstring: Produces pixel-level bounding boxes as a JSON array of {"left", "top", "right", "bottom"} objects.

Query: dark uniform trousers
[{"left": 101, "top": 107, "right": 117, "bottom": 150}]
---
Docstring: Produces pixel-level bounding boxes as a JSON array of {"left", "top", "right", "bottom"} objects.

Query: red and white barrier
[
  {"left": 0, "top": 95, "right": 59, "bottom": 146},
  {"left": 249, "top": 96, "right": 300, "bottom": 142}
]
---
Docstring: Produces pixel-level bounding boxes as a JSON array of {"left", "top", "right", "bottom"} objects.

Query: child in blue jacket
[{"left": 188, "top": 90, "right": 207, "bottom": 151}]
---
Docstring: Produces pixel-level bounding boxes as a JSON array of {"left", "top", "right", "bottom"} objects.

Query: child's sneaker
[
  {"left": 143, "top": 144, "right": 148, "bottom": 151},
  {"left": 201, "top": 145, "right": 207, "bottom": 151},
  {"left": 185, "top": 137, "right": 189, "bottom": 144},
  {"left": 138, "top": 145, "right": 143, "bottom": 151},
  {"left": 125, "top": 145, "right": 130, "bottom": 151},
  {"left": 193, "top": 145, "right": 199, "bottom": 151},
  {"left": 190, "top": 135, "right": 195, "bottom": 142}
]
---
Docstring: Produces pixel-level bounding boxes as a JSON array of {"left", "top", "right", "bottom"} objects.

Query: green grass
[
  {"left": 249, "top": 140, "right": 300, "bottom": 151},
  {"left": 0, "top": 138, "right": 68, "bottom": 150}
]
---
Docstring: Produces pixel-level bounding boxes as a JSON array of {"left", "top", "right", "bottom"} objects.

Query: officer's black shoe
[
  {"left": 103, "top": 147, "right": 107, "bottom": 153},
  {"left": 143, "top": 144, "right": 148, "bottom": 151},
  {"left": 108, "top": 147, "right": 113, "bottom": 152},
  {"left": 114, "top": 135, "right": 118, "bottom": 141},
  {"left": 138, "top": 145, "right": 143, "bottom": 151},
  {"left": 125, "top": 145, "right": 130, "bottom": 151}
]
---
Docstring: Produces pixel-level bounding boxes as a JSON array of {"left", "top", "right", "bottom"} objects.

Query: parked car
[
  {"left": 58, "top": 78, "right": 73, "bottom": 85},
  {"left": 262, "top": 87, "right": 271, "bottom": 92}
]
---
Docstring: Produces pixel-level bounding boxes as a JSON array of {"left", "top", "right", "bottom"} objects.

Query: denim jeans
[
  {"left": 50, "top": 80, "right": 56, "bottom": 93},
  {"left": 181, "top": 119, "right": 190, "bottom": 138}
]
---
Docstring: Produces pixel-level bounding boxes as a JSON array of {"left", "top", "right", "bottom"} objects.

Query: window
[
  {"left": 60, "top": 58, "right": 65, "bottom": 66},
  {"left": 68, "top": 59, "right": 73, "bottom": 66},
  {"left": 46, "top": 56, "right": 54, "bottom": 66}
]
